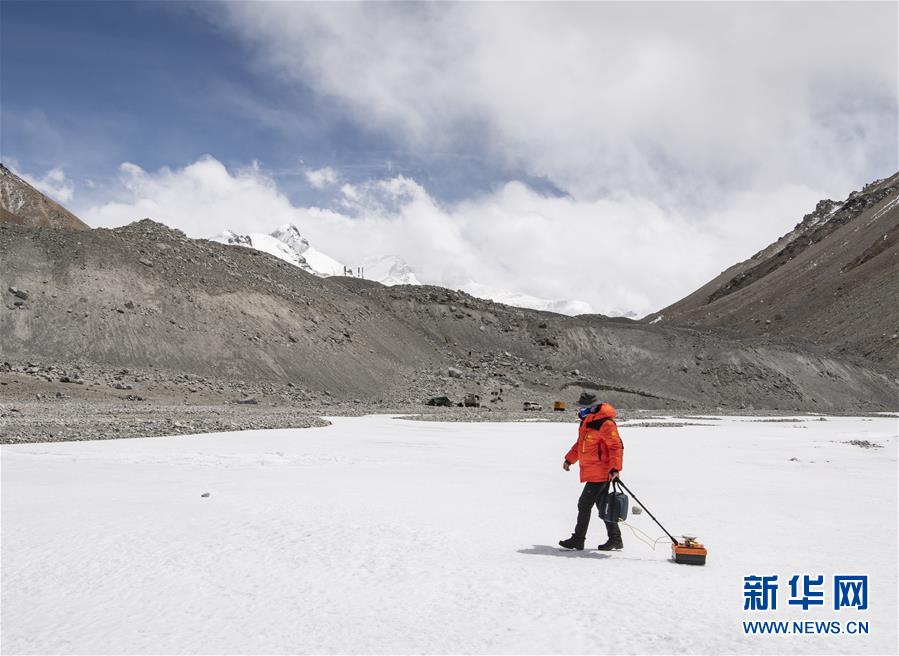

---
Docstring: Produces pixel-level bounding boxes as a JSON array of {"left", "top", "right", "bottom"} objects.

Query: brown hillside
[
  {"left": 0, "top": 163, "right": 90, "bottom": 230},
  {"left": 646, "top": 172, "right": 899, "bottom": 372}
]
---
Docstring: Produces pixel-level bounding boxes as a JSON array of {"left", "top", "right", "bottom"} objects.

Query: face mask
[{"left": 577, "top": 405, "right": 597, "bottom": 420}]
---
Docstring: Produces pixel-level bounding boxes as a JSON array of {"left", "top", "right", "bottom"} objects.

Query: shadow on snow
[
  {"left": 518, "top": 545, "right": 681, "bottom": 566},
  {"left": 517, "top": 545, "right": 612, "bottom": 559}
]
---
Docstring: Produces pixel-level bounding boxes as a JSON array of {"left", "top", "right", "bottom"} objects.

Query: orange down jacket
[{"left": 564, "top": 403, "right": 624, "bottom": 482}]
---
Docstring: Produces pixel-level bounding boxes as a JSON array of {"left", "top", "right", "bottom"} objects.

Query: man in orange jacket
[{"left": 559, "top": 392, "right": 624, "bottom": 551}]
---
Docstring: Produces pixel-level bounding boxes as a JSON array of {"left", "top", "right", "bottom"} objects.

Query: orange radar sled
[
  {"left": 672, "top": 537, "right": 708, "bottom": 566},
  {"left": 616, "top": 479, "right": 708, "bottom": 566}
]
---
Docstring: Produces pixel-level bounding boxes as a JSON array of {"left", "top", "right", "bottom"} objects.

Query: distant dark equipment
[{"left": 463, "top": 393, "right": 480, "bottom": 408}]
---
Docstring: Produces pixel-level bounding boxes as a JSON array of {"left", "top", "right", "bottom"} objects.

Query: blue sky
[
  {"left": 1, "top": 1, "right": 896, "bottom": 316},
  {"left": 1, "top": 0, "right": 548, "bottom": 205}
]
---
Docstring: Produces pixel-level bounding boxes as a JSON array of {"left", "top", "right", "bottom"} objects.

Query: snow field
[{"left": 2, "top": 415, "right": 896, "bottom": 654}]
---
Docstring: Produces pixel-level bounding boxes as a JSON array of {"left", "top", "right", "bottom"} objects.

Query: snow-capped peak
[
  {"left": 209, "top": 226, "right": 613, "bottom": 314},
  {"left": 270, "top": 223, "right": 311, "bottom": 255},
  {"left": 271, "top": 224, "right": 343, "bottom": 276},
  {"left": 216, "top": 230, "right": 252, "bottom": 248},
  {"left": 211, "top": 229, "right": 315, "bottom": 273},
  {"left": 210, "top": 224, "right": 417, "bottom": 285},
  {"left": 349, "top": 255, "right": 421, "bottom": 286}
]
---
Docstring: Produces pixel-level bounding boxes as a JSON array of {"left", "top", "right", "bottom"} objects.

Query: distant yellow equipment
[{"left": 553, "top": 401, "right": 567, "bottom": 412}]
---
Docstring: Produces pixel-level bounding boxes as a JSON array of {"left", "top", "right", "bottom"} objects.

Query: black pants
[{"left": 573, "top": 481, "right": 622, "bottom": 540}]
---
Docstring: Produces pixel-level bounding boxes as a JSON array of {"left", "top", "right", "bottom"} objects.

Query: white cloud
[
  {"left": 186, "top": 3, "right": 894, "bottom": 315},
  {"left": 18, "top": 166, "right": 75, "bottom": 203},
  {"left": 305, "top": 166, "right": 338, "bottom": 189},
  {"left": 82, "top": 156, "right": 342, "bottom": 238},
  {"left": 78, "top": 156, "right": 826, "bottom": 317},
  {"left": 213, "top": 2, "right": 897, "bottom": 203},
  {"left": 339, "top": 183, "right": 358, "bottom": 202}
]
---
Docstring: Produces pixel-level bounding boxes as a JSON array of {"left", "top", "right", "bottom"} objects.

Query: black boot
[
  {"left": 597, "top": 537, "right": 623, "bottom": 551},
  {"left": 559, "top": 534, "right": 585, "bottom": 550}
]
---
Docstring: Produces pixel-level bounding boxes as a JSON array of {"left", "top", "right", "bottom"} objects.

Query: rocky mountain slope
[
  {"left": 0, "top": 164, "right": 89, "bottom": 230},
  {"left": 646, "top": 172, "right": 899, "bottom": 373},
  {"left": 2, "top": 218, "right": 895, "bottom": 415},
  {"left": 2, "top": 166, "right": 897, "bottom": 440}
]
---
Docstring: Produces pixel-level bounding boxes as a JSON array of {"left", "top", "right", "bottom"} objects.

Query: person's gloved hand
[{"left": 563, "top": 460, "right": 571, "bottom": 471}]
